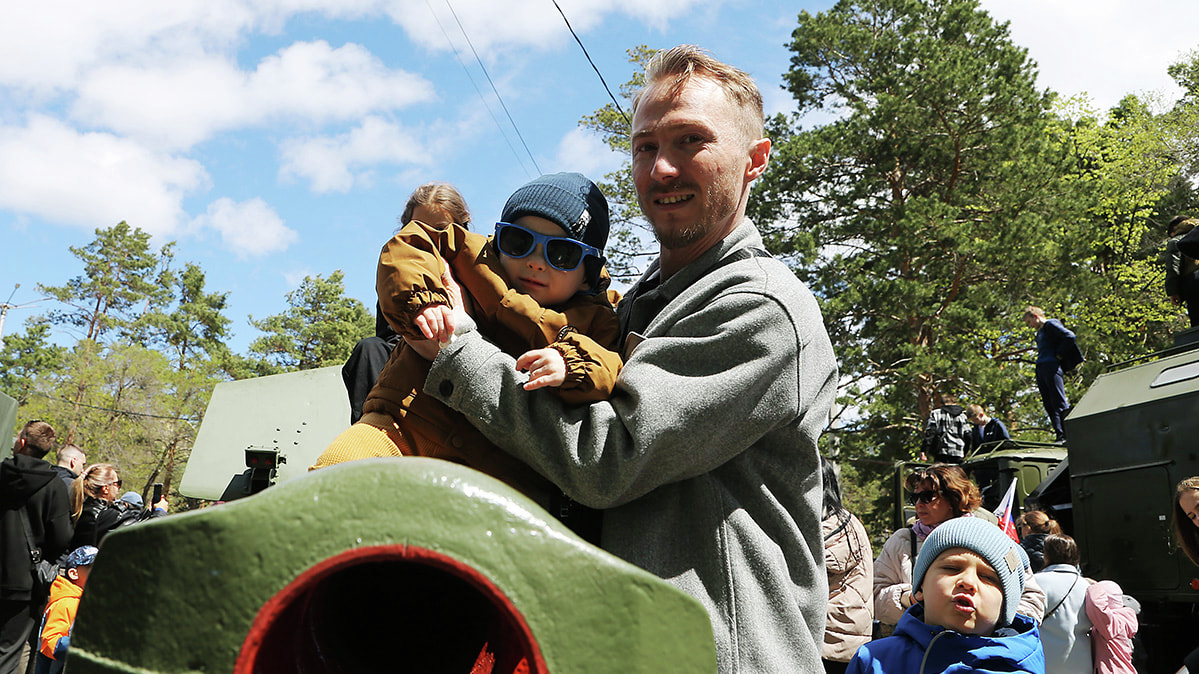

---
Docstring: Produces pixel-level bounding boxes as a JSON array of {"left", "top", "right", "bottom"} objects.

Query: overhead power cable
[
  {"left": 425, "top": 0, "right": 535, "bottom": 179},
  {"left": 550, "top": 0, "right": 630, "bottom": 126},
  {"left": 31, "top": 391, "right": 201, "bottom": 422},
  {"left": 443, "top": 0, "right": 543, "bottom": 176}
]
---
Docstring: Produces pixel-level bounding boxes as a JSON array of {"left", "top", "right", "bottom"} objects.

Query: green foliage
[
  {"left": 141, "top": 263, "right": 233, "bottom": 368},
  {"left": 16, "top": 339, "right": 211, "bottom": 498},
  {"left": 38, "top": 222, "right": 172, "bottom": 342},
  {"left": 247, "top": 271, "right": 372, "bottom": 373},
  {"left": 0, "top": 321, "right": 66, "bottom": 405},
  {"left": 578, "top": 46, "right": 660, "bottom": 284},
  {"left": 756, "top": 0, "right": 1199, "bottom": 530},
  {"left": 763, "top": 0, "right": 1077, "bottom": 459}
]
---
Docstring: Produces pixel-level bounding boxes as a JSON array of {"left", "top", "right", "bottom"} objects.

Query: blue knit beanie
[
  {"left": 501, "top": 172, "right": 610, "bottom": 254},
  {"left": 911, "top": 517, "right": 1025, "bottom": 627}
]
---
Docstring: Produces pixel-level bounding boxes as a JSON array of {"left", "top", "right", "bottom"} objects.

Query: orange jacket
[{"left": 39, "top": 575, "right": 82, "bottom": 659}]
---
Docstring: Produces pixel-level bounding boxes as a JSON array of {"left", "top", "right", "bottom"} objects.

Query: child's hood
[
  {"left": 894, "top": 605, "right": 1045, "bottom": 672},
  {"left": 48, "top": 574, "right": 83, "bottom": 603}
]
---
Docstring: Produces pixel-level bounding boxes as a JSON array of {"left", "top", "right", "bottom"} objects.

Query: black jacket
[
  {"left": 0, "top": 455, "right": 73, "bottom": 600},
  {"left": 70, "top": 497, "right": 165, "bottom": 551}
]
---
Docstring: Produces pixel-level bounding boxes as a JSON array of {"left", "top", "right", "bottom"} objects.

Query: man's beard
[{"left": 646, "top": 180, "right": 737, "bottom": 250}]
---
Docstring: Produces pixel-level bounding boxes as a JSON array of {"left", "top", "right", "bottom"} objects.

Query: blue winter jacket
[{"left": 848, "top": 605, "right": 1044, "bottom": 674}]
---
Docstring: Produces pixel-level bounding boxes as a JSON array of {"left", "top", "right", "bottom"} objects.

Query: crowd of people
[
  {"left": 1, "top": 420, "right": 167, "bottom": 673},
  {"left": 814, "top": 462, "right": 1199, "bottom": 674}
]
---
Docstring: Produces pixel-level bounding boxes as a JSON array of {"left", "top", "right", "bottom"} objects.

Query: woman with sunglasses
[
  {"left": 872, "top": 464, "right": 1047, "bottom": 633},
  {"left": 312, "top": 173, "right": 621, "bottom": 539},
  {"left": 68, "top": 464, "right": 165, "bottom": 550}
]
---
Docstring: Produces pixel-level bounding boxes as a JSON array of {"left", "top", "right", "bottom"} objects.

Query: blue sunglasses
[{"left": 494, "top": 222, "right": 600, "bottom": 272}]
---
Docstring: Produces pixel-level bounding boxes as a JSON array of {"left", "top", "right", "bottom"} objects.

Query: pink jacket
[{"left": 1085, "top": 580, "right": 1138, "bottom": 674}]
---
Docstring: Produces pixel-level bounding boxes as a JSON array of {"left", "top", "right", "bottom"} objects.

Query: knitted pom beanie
[{"left": 911, "top": 516, "right": 1026, "bottom": 627}]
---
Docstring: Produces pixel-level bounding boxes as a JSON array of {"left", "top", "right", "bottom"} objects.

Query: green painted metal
[
  {"left": 180, "top": 366, "right": 349, "bottom": 501},
  {"left": 0, "top": 390, "right": 16, "bottom": 447},
  {"left": 889, "top": 443, "right": 1066, "bottom": 531},
  {"left": 1065, "top": 344, "right": 1199, "bottom": 601},
  {"left": 69, "top": 457, "right": 718, "bottom": 673}
]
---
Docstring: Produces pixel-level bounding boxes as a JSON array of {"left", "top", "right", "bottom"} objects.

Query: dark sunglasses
[
  {"left": 494, "top": 222, "right": 599, "bottom": 273},
  {"left": 909, "top": 490, "right": 940, "bottom": 505}
]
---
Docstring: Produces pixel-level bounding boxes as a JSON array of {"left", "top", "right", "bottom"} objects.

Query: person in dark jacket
[
  {"left": 341, "top": 183, "right": 471, "bottom": 424},
  {"left": 1022, "top": 306, "right": 1083, "bottom": 442},
  {"left": 1016, "top": 510, "right": 1061, "bottom": 573},
  {"left": 965, "top": 404, "right": 1010, "bottom": 451},
  {"left": 49, "top": 446, "right": 84, "bottom": 491},
  {"left": 1163, "top": 216, "right": 1199, "bottom": 327},
  {"left": 1, "top": 421, "right": 72, "bottom": 674},
  {"left": 67, "top": 465, "right": 166, "bottom": 551}
]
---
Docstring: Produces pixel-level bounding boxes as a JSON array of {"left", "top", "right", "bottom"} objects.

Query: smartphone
[{"left": 152, "top": 482, "right": 164, "bottom": 507}]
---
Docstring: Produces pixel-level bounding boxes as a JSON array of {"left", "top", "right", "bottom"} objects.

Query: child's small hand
[
  {"left": 415, "top": 303, "right": 455, "bottom": 344},
  {"left": 516, "top": 348, "right": 566, "bottom": 390}
]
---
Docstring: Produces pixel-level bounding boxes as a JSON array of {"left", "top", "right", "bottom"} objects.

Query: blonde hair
[
  {"left": 70, "top": 463, "right": 119, "bottom": 523},
  {"left": 1173, "top": 477, "right": 1199, "bottom": 565},
  {"left": 1023, "top": 305, "right": 1045, "bottom": 319},
  {"left": 1017, "top": 510, "right": 1061, "bottom": 535},
  {"left": 633, "top": 44, "right": 765, "bottom": 144},
  {"left": 398, "top": 183, "right": 470, "bottom": 230}
]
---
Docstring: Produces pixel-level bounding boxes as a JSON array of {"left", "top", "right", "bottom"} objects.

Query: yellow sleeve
[{"left": 377, "top": 220, "right": 480, "bottom": 340}]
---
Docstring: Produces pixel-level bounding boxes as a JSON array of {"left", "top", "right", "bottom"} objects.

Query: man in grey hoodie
[{"left": 415, "top": 45, "right": 838, "bottom": 673}]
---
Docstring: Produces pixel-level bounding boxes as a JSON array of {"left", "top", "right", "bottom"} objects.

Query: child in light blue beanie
[{"left": 848, "top": 517, "right": 1045, "bottom": 673}]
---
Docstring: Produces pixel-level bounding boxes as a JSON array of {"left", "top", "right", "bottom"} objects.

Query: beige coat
[
  {"left": 873, "top": 521, "right": 1047, "bottom": 630},
  {"left": 822, "top": 512, "right": 874, "bottom": 662}
]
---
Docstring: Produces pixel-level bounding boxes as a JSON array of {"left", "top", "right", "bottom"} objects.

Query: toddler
[
  {"left": 849, "top": 517, "right": 1044, "bottom": 673},
  {"left": 35, "top": 545, "right": 98, "bottom": 674},
  {"left": 312, "top": 173, "right": 620, "bottom": 529}
]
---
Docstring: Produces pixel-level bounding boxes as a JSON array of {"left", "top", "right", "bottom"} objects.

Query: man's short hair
[
  {"left": 57, "top": 443, "right": 86, "bottom": 467},
  {"left": 18, "top": 420, "right": 56, "bottom": 458},
  {"left": 965, "top": 404, "right": 984, "bottom": 419},
  {"left": 632, "top": 44, "right": 765, "bottom": 144},
  {"left": 1023, "top": 305, "right": 1045, "bottom": 319}
]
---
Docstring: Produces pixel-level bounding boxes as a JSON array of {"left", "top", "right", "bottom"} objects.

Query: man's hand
[
  {"left": 516, "top": 348, "right": 566, "bottom": 390},
  {"left": 1170, "top": 294, "right": 1181, "bottom": 306}
]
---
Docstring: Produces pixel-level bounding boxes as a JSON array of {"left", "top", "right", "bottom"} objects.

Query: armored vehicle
[
  {"left": 890, "top": 441, "right": 1066, "bottom": 532},
  {"left": 1029, "top": 333, "right": 1199, "bottom": 673}
]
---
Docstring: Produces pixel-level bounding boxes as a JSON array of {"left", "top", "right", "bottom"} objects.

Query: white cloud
[
  {"left": 388, "top": 0, "right": 711, "bottom": 54},
  {"left": 0, "top": 116, "right": 208, "bottom": 235},
  {"left": 279, "top": 116, "right": 426, "bottom": 193},
  {"left": 72, "top": 41, "right": 435, "bottom": 150},
  {"left": 192, "top": 197, "right": 297, "bottom": 258},
  {"left": 548, "top": 126, "right": 624, "bottom": 180},
  {"left": 979, "top": 0, "right": 1199, "bottom": 110}
]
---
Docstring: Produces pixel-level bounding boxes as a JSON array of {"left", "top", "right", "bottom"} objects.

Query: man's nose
[{"left": 651, "top": 151, "right": 679, "bottom": 182}]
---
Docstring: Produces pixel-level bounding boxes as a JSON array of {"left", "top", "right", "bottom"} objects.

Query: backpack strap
[{"left": 1043, "top": 571, "right": 1081, "bottom": 619}]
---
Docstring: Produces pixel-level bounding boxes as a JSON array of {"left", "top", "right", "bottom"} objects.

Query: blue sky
[{"left": 2, "top": 0, "right": 1197, "bottom": 353}]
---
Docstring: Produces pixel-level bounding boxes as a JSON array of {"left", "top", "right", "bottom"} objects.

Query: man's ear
[
  {"left": 66, "top": 568, "right": 80, "bottom": 581},
  {"left": 745, "top": 137, "right": 770, "bottom": 182},
  {"left": 913, "top": 589, "right": 923, "bottom": 603}
]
